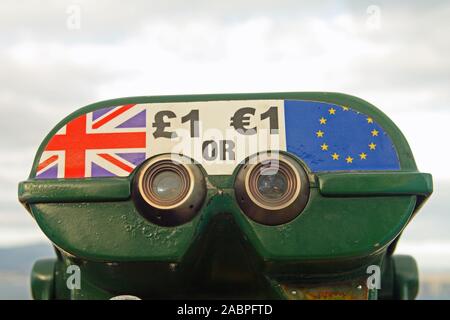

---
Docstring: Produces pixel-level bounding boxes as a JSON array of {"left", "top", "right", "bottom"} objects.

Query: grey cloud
[
  {"left": 348, "top": 4, "right": 450, "bottom": 110},
  {"left": 0, "top": 52, "right": 114, "bottom": 107},
  {"left": 0, "top": 46, "right": 120, "bottom": 149},
  {"left": 1, "top": 1, "right": 446, "bottom": 45}
]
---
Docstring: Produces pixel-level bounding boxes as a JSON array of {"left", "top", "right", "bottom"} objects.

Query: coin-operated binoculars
[{"left": 18, "top": 93, "right": 432, "bottom": 300}]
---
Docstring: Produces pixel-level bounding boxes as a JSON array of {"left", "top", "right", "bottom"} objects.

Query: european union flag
[{"left": 284, "top": 100, "right": 400, "bottom": 172}]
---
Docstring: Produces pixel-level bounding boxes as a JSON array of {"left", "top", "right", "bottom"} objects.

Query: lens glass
[
  {"left": 151, "top": 170, "right": 183, "bottom": 201},
  {"left": 257, "top": 169, "right": 288, "bottom": 200}
]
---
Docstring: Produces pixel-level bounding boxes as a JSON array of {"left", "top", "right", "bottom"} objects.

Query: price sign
[{"left": 146, "top": 100, "right": 286, "bottom": 174}]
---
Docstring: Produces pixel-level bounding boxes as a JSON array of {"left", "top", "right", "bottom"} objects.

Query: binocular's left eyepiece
[{"left": 132, "top": 154, "right": 206, "bottom": 227}]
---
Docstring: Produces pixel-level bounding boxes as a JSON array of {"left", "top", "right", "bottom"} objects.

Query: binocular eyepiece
[
  {"left": 132, "top": 152, "right": 310, "bottom": 227},
  {"left": 132, "top": 154, "right": 206, "bottom": 227}
]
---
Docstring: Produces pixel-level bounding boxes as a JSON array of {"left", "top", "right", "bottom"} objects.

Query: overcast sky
[{"left": 0, "top": 0, "right": 449, "bottom": 269}]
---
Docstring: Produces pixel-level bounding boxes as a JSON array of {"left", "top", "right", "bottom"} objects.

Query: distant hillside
[
  {"left": 0, "top": 243, "right": 54, "bottom": 300},
  {"left": 0, "top": 243, "right": 55, "bottom": 273}
]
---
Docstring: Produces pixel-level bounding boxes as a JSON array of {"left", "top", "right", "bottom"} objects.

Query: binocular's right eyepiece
[{"left": 234, "top": 152, "right": 310, "bottom": 226}]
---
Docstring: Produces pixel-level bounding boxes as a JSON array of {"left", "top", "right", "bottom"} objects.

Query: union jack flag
[{"left": 36, "top": 104, "right": 147, "bottom": 179}]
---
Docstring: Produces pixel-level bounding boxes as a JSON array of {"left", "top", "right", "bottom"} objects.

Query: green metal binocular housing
[{"left": 18, "top": 92, "right": 432, "bottom": 300}]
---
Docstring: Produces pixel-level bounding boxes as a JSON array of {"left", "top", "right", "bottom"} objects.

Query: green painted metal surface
[
  {"left": 19, "top": 178, "right": 131, "bottom": 204},
  {"left": 18, "top": 92, "right": 432, "bottom": 300},
  {"left": 318, "top": 172, "right": 432, "bottom": 196},
  {"left": 30, "top": 259, "right": 56, "bottom": 300}
]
